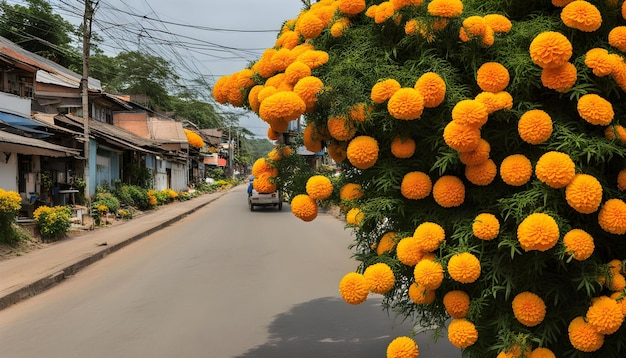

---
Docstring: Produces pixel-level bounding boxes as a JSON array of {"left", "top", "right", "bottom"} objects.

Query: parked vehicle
[{"left": 248, "top": 189, "right": 282, "bottom": 211}]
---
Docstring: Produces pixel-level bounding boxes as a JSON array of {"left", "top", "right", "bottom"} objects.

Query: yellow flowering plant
[
  {"left": 33, "top": 205, "right": 71, "bottom": 240},
  {"left": 0, "top": 188, "right": 23, "bottom": 244},
  {"left": 215, "top": 0, "right": 626, "bottom": 356}
]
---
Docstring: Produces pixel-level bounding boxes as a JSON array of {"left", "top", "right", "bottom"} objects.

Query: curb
[{"left": 0, "top": 190, "right": 227, "bottom": 311}]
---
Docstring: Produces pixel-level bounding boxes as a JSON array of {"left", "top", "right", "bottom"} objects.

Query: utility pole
[{"left": 82, "top": 0, "right": 95, "bottom": 202}]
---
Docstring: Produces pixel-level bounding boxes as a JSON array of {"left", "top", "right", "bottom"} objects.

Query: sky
[{"left": 14, "top": 0, "right": 308, "bottom": 137}]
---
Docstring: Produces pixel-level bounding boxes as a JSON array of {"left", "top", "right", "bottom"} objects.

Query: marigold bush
[{"left": 216, "top": 1, "right": 626, "bottom": 356}]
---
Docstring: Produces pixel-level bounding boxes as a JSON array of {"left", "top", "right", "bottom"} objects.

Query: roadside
[{"left": 0, "top": 187, "right": 231, "bottom": 311}]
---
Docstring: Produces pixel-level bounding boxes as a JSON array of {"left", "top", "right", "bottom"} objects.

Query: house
[{"left": 0, "top": 34, "right": 193, "bottom": 213}]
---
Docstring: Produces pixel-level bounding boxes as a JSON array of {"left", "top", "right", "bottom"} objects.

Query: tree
[
  {"left": 0, "top": 0, "right": 78, "bottom": 67},
  {"left": 217, "top": 1, "right": 626, "bottom": 357}
]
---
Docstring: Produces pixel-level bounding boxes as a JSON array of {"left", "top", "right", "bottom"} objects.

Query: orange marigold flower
[
  {"left": 609, "top": 26, "right": 626, "bottom": 53},
  {"left": 517, "top": 212, "right": 560, "bottom": 252},
  {"left": 443, "top": 290, "right": 470, "bottom": 319},
  {"left": 267, "top": 127, "right": 281, "bottom": 141},
  {"left": 530, "top": 347, "right": 556, "bottom": 358},
  {"left": 374, "top": 1, "right": 395, "bottom": 24},
  {"left": 252, "top": 157, "right": 275, "bottom": 177},
  {"left": 585, "top": 48, "right": 615, "bottom": 77},
  {"left": 339, "top": 272, "right": 369, "bottom": 305},
  {"left": 284, "top": 61, "right": 312, "bottom": 85},
  {"left": 500, "top": 154, "right": 533, "bottom": 186},
  {"left": 275, "top": 30, "right": 300, "bottom": 50},
  {"left": 346, "top": 207, "right": 364, "bottom": 225},
  {"left": 349, "top": 103, "right": 370, "bottom": 122},
  {"left": 363, "top": 262, "right": 395, "bottom": 294},
  {"left": 497, "top": 344, "right": 532, "bottom": 358},
  {"left": 535, "top": 151, "right": 576, "bottom": 189},
  {"left": 552, "top": 0, "right": 576, "bottom": 6},
  {"left": 577, "top": 94, "right": 614, "bottom": 126},
  {"left": 427, "top": 0, "right": 463, "bottom": 18},
  {"left": 330, "top": 18, "right": 350, "bottom": 38},
  {"left": 565, "top": 174, "right": 603, "bottom": 214},
  {"left": 433, "top": 175, "right": 465, "bottom": 208},
  {"left": 414, "top": 259, "right": 444, "bottom": 290},
  {"left": 327, "top": 115, "right": 356, "bottom": 141},
  {"left": 377, "top": 232, "right": 398, "bottom": 255},
  {"left": 306, "top": 175, "right": 333, "bottom": 200},
  {"left": 529, "top": 31, "right": 573, "bottom": 69},
  {"left": 598, "top": 198, "right": 626, "bottom": 234},
  {"left": 465, "top": 158, "right": 497, "bottom": 186},
  {"left": 212, "top": 75, "right": 231, "bottom": 104},
  {"left": 404, "top": 19, "right": 419, "bottom": 35},
  {"left": 255, "top": 49, "right": 278, "bottom": 78},
  {"left": 518, "top": 109, "right": 553, "bottom": 145},
  {"left": 259, "top": 91, "right": 306, "bottom": 123},
  {"left": 483, "top": 14, "right": 512, "bottom": 33},
  {"left": 443, "top": 121, "right": 482, "bottom": 152},
  {"left": 338, "top": 0, "right": 366, "bottom": 16},
  {"left": 365, "top": 4, "right": 378, "bottom": 18},
  {"left": 388, "top": 88, "right": 425, "bottom": 120},
  {"left": 476, "top": 62, "right": 510, "bottom": 92},
  {"left": 371, "top": 79, "right": 402, "bottom": 104},
  {"left": 293, "top": 76, "right": 324, "bottom": 108},
  {"left": 512, "top": 291, "right": 546, "bottom": 327},
  {"left": 610, "top": 292, "right": 626, "bottom": 316},
  {"left": 272, "top": 49, "right": 297, "bottom": 74},
  {"left": 561, "top": 0, "right": 602, "bottom": 32},
  {"left": 386, "top": 336, "right": 419, "bottom": 358},
  {"left": 569, "top": 230, "right": 599, "bottom": 257},
  {"left": 391, "top": 136, "right": 416, "bottom": 158},
  {"left": 452, "top": 100, "right": 488, "bottom": 128},
  {"left": 447, "top": 319, "right": 478, "bottom": 349},
  {"left": 448, "top": 252, "right": 481, "bottom": 284},
  {"left": 618, "top": 169, "right": 626, "bottom": 190},
  {"left": 414, "top": 72, "right": 446, "bottom": 108},
  {"left": 568, "top": 316, "right": 604, "bottom": 352},
  {"left": 291, "top": 194, "right": 318, "bottom": 222},
  {"left": 257, "top": 86, "right": 278, "bottom": 104},
  {"left": 413, "top": 222, "right": 445, "bottom": 252},
  {"left": 397, "top": 237, "right": 425, "bottom": 266},
  {"left": 296, "top": 50, "right": 329, "bottom": 69},
  {"left": 401, "top": 171, "right": 432, "bottom": 200},
  {"left": 347, "top": 136, "right": 379, "bottom": 170},
  {"left": 605, "top": 124, "right": 626, "bottom": 143},
  {"left": 474, "top": 91, "right": 500, "bottom": 114},
  {"left": 472, "top": 213, "right": 500, "bottom": 240},
  {"left": 295, "top": 12, "right": 325, "bottom": 39},
  {"left": 328, "top": 141, "right": 348, "bottom": 163},
  {"left": 248, "top": 85, "right": 264, "bottom": 113},
  {"left": 408, "top": 282, "right": 435, "bottom": 304},
  {"left": 391, "top": 0, "right": 423, "bottom": 11},
  {"left": 459, "top": 16, "right": 487, "bottom": 40},
  {"left": 459, "top": 138, "right": 491, "bottom": 166},
  {"left": 541, "top": 62, "right": 577, "bottom": 92},
  {"left": 586, "top": 296, "right": 624, "bottom": 334},
  {"left": 340, "top": 183, "right": 363, "bottom": 201},
  {"left": 607, "top": 273, "right": 626, "bottom": 291},
  {"left": 253, "top": 172, "right": 277, "bottom": 194},
  {"left": 303, "top": 123, "right": 323, "bottom": 152},
  {"left": 493, "top": 91, "right": 513, "bottom": 110}
]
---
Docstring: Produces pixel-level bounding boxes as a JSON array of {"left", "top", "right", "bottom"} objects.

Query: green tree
[{"left": 0, "top": 0, "right": 78, "bottom": 67}]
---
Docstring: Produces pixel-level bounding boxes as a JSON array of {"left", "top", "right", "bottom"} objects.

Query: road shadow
[{"left": 235, "top": 297, "right": 461, "bottom": 358}]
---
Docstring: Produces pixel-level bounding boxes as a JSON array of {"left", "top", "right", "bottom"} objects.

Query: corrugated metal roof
[
  {"left": 0, "top": 129, "right": 79, "bottom": 157},
  {"left": 0, "top": 35, "right": 101, "bottom": 91},
  {"left": 148, "top": 117, "right": 188, "bottom": 146}
]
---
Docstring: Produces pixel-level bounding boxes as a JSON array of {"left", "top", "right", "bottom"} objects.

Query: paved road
[{"left": 0, "top": 186, "right": 461, "bottom": 358}]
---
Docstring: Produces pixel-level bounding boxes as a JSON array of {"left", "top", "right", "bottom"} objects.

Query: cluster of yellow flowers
[{"left": 216, "top": 0, "right": 626, "bottom": 356}]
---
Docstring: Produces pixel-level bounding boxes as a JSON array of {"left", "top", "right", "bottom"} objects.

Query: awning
[
  {"left": 218, "top": 158, "right": 227, "bottom": 167},
  {"left": 0, "top": 111, "right": 51, "bottom": 138},
  {"left": 0, "top": 129, "right": 79, "bottom": 157}
]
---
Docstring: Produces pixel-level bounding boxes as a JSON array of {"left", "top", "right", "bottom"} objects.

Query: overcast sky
[{"left": 32, "top": 0, "right": 307, "bottom": 137}]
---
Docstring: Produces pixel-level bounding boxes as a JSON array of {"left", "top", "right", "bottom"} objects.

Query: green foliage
[
  {"left": 224, "top": 1, "right": 626, "bottom": 356},
  {"left": 91, "top": 191, "right": 120, "bottom": 214}
]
